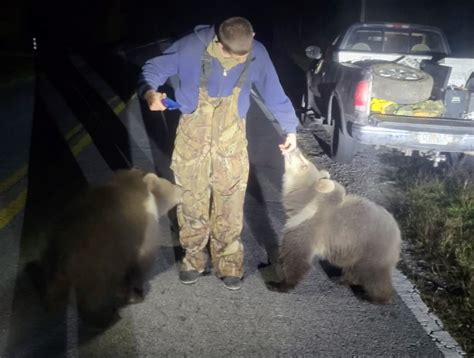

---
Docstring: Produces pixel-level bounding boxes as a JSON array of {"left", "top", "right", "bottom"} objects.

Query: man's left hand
[{"left": 279, "top": 133, "right": 297, "bottom": 154}]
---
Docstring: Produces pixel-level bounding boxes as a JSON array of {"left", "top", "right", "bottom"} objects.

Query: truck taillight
[{"left": 354, "top": 80, "right": 370, "bottom": 113}]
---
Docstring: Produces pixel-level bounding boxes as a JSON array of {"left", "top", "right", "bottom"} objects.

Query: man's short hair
[{"left": 217, "top": 17, "right": 253, "bottom": 56}]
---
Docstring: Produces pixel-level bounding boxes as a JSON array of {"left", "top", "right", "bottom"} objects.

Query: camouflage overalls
[{"left": 171, "top": 51, "right": 251, "bottom": 278}]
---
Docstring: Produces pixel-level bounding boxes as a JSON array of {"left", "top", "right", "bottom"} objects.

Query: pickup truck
[{"left": 301, "top": 22, "right": 474, "bottom": 165}]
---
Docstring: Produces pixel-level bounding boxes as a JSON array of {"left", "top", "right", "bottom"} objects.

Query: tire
[
  {"left": 330, "top": 99, "right": 357, "bottom": 163},
  {"left": 371, "top": 63, "right": 434, "bottom": 104}
]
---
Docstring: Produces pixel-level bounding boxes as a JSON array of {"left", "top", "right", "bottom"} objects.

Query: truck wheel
[
  {"left": 330, "top": 100, "right": 357, "bottom": 163},
  {"left": 371, "top": 63, "right": 434, "bottom": 104}
]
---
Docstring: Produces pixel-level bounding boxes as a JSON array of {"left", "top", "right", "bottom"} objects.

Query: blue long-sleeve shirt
[{"left": 137, "top": 25, "right": 298, "bottom": 134}]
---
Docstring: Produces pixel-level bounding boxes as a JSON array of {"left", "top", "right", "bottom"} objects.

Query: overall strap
[
  {"left": 199, "top": 50, "right": 213, "bottom": 89},
  {"left": 234, "top": 52, "right": 252, "bottom": 89}
]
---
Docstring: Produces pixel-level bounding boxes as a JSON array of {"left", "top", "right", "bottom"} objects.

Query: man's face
[{"left": 218, "top": 43, "right": 249, "bottom": 63}]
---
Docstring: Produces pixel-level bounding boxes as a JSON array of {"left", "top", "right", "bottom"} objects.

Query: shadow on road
[
  {"left": 246, "top": 164, "right": 284, "bottom": 281},
  {"left": 4, "top": 85, "right": 99, "bottom": 357}
]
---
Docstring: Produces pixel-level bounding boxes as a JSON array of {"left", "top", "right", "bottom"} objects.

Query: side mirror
[{"left": 305, "top": 45, "right": 322, "bottom": 60}]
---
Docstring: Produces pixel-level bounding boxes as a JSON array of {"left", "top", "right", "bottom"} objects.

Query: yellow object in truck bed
[
  {"left": 394, "top": 100, "right": 444, "bottom": 117},
  {"left": 371, "top": 98, "right": 445, "bottom": 117},
  {"left": 370, "top": 98, "right": 398, "bottom": 114}
]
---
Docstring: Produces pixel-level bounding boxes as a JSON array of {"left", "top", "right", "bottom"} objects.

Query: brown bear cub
[
  {"left": 27, "top": 169, "right": 182, "bottom": 327},
  {"left": 277, "top": 148, "right": 401, "bottom": 304}
]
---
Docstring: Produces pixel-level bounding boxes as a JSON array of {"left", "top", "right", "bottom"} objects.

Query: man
[{"left": 138, "top": 17, "right": 298, "bottom": 290}]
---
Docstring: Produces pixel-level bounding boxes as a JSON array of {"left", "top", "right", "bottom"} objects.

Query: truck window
[
  {"left": 383, "top": 32, "right": 409, "bottom": 52},
  {"left": 342, "top": 28, "right": 447, "bottom": 54},
  {"left": 409, "top": 31, "right": 445, "bottom": 53},
  {"left": 345, "top": 30, "right": 383, "bottom": 52}
]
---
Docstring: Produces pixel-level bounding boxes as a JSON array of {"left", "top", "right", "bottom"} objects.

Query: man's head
[{"left": 217, "top": 17, "right": 254, "bottom": 62}]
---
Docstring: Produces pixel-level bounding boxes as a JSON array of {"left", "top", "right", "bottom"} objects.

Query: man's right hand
[{"left": 144, "top": 90, "right": 167, "bottom": 111}]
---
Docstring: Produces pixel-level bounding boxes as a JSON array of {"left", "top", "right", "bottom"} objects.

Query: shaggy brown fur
[
  {"left": 278, "top": 148, "right": 401, "bottom": 304},
  {"left": 27, "top": 169, "right": 182, "bottom": 327}
]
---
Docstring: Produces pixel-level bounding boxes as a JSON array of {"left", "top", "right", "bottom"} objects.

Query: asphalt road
[{"left": 0, "top": 46, "right": 463, "bottom": 357}]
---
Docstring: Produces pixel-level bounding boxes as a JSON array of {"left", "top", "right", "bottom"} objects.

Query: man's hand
[
  {"left": 144, "top": 90, "right": 167, "bottom": 111},
  {"left": 279, "top": 133, "right": 297, "bottom": 154}
]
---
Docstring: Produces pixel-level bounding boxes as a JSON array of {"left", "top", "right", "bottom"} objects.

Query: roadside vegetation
[{"left": 391, "top": 155, "right": 474, "bottom": 355}]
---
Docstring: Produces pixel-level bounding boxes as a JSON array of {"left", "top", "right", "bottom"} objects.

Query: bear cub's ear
[
  {"left": 315, "top": 178, "right": 335, "bottom": 193},
  {"left": 143, "top": 173, "right": 183, "bottom": 216},
  {"left": 142, "top": 173, "right": 160, "bottom": 192}
]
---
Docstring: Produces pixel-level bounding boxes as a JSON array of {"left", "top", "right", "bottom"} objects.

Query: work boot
[
  {"left": 179, "top": 270, "right": 200, "bottom": 285},
  {"left": 223, "top": 276, "right": 241, "bottom": 291}
]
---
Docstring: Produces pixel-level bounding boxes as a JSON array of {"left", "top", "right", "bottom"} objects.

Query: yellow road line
[
  {"left": 0, "top": 124, "right": 84, "bottom": 195},
  {"left": 65, "top": 123, "right": 83, "bottom": 141},
  {"left": 70, "top": 133, "right": 92, "bottom": 156},
  {"left": 0, "top": 87, "right": 128, "bottom": 227},
  {"left": 107, "top": 95, "right": 127, "bottom": 116},
  {"left": 0, "top": 131, "right": 92, "bottom": 230},
  {"left": 1, "top": 60, "right": 133, "bottom": 228},
  {"left": 0, "top": 165, "right": 28, "bottom": 194},
  {"left": 113, "top": 102, "right": 126, "bottom": 115},
  {"left": 0, "top": 189, "right": 27, "bottom": 230},
  {"left": 107, "top": 95, "right": 121, "bottom": 105}
]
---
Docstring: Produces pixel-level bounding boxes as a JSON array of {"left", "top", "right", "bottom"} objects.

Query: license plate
[{"left": 417, "top": 133, "right": 453, "bottom": 145}]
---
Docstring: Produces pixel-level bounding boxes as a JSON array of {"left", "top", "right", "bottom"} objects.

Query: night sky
[{"left": 1, "top": 0, "right": 474, "bottom": 56}]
